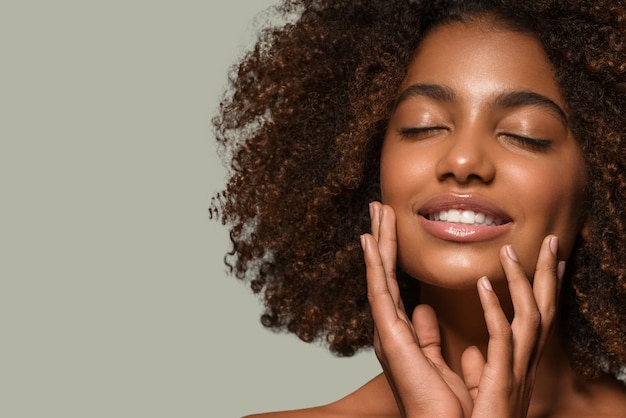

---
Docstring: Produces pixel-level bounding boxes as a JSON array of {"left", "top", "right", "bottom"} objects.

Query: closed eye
[
  {"left": 398, "top": 126, "right": 447, "bottom": 140},
  {"left": 503, "top": 133, "right": 552, "bottom": 151}
]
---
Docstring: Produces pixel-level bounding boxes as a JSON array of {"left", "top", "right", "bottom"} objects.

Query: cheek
[
  {"left": 380, "top": 145, "right": 433, "bottom": 204},
  {"left": 513, "top": 160, "right": 586, "bottom": 259},
  {"left": 380, "top": 150, "right": 408, "bottom": 203}
]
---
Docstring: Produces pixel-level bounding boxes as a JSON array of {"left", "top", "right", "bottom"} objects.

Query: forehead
[{"left": 401, "top": 20, "right": 566, "bottom": 109}]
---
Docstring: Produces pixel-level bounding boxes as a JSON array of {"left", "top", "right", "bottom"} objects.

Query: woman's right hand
[
  {"left": 362, "top": 202, "right": 473, "bottom": 417},
  {"left": 361, "top": 202, "right": 563, "bottom": 418}
]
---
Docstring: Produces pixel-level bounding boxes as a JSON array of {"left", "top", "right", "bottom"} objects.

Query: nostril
[
  {"left": 436, "top": 152, "right": 496, "bottom": 184},
  {"left": 435, "top": 134, "right": 496, "bottom": 184},
  {"left": 438, "top": 171, "right": 493, "bottom": 185}
]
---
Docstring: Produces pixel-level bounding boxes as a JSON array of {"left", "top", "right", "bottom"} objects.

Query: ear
[{"left": 579, "top": 216, "right": 590, "bottom": 241}]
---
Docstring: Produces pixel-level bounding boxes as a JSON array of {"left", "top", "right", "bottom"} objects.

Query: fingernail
[
  {"left": 506, "top": 245, "right": 518, "bottom": 262},
  {"left": 480, "top": 276, "right": 492, "bottom": 291},
  {"left": 368, "top": 202, "right": 374, "bottom": 220},
  {"left": 557, "top": 260, "right": 566, "bottom": 281},
  {"left": 550, "top": 236, "right": 559, "bottom": 257}
]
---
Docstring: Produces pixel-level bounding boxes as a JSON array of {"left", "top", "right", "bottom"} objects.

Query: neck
[{"left": 419, "top": 282, "right": 514, "bottom": 372}]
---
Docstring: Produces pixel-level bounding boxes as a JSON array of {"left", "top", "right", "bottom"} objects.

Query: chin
[{"left": 399, "top": 257, "right": 507, "bottom": 291}]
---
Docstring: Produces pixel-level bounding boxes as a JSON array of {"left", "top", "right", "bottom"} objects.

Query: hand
[
  {"left": 361, "top": 202, "right": 564, "bottom": 418},
  {"left": 465, "top": 230, "right": 565, "bottom": 417},
  {"left": 362, "top": 202, "right": 472, "bottom": 417}
]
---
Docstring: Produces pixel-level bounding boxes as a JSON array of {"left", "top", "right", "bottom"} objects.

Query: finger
[
  {"left": 373, "top": 325, "right": 386, "bottom": 364},
  {"left": 499, "top": 245, "right": 541, "bottom": 370},
  {"left": 369, "top": 201, "right": 382, "bottom": 241},
  {"left": 531, "top": 235, "right": 560, "bottom": 345},
  {"left": 556, "top": 260, "right": 566, "bottom": 298},
  {"left": 477, "top": 276, "right": 513, "bottom": 373},
  {"left": 412, "top": 304, "right": 479, "bottom": 414},
  {"left": 377, "top": 205, "right": 397, "bottom": 274},
  {"left": 362, "top": 233, "right": 404, "bottom": 328},
  {"left": 378, "top": 205, "right": 403, "bottom": 308},
  {"left": 365, "top": 233, "right": 428, "bottom": 374},
  {"left": 411, "top": 304, "right": 443, "bottom": 363},
  {"left": 461, "top": 345, "right": 485, "bottom": 402}
]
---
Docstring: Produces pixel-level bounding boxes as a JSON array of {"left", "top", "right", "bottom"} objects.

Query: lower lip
[{"left": 418, "top": 216, "right": 512, "bottom": 242}]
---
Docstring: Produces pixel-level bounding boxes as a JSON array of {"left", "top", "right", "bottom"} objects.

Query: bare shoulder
[
  {"left": 549, "top": 374, "right": 626, "bottom": 418},
  {"left": 242, "top": 373, "right": 400, "bottom": 418},
  {"left": 591, "top": 377, "right": 626, "bottom": 417},
  {"left": 242, "top": 405, "right": 337, "bottom": 418},
  {"left": 582, "top": 375, "right": 626, "bottom": 417}
]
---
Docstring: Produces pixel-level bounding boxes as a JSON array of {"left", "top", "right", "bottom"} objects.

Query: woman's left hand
[{"left": 464, "top": 225, "right": 564, "bottom": 417}]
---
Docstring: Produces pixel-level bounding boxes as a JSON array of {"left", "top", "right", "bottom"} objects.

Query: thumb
[{"left": 461, "top": 345, "right": 485, "bottom": 402}]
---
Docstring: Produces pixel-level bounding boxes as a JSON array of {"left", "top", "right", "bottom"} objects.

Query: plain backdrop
[{"left": 1, "top": 1, "right": 380, "bottom": 417}]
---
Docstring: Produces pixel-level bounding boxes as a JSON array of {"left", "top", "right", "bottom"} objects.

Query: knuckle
[
  {"left": 514, "top": 310, "right": 541, "bottom": 335},
  {"left": 502, "top": 326, "right": 513, "bottom": 341},
  {"left": 541, "top": 307, "right": 556, "bottom": 325},
  {"left": 526, "top": 311, "right": 542, "bottom": 328},
  {"left": 495, "top": 323, "right": 513, "bottom": 341},
  {"left": 367, "top": 287, "right": 390, "bottom": 303},
  {"left": 535, "top": 263, "right": 557, "bottom": 276}
]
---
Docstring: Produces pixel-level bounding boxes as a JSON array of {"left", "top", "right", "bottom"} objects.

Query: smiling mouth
[{"left": 426, "top": 209, "right": 508, "bottom": 227}]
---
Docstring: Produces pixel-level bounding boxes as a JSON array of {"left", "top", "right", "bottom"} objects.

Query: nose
[{"left": 435, "top": 127, "right": 496, "bottom": 184}]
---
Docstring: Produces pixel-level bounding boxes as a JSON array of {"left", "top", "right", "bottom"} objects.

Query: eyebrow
[
  {"left": 492, "top": 90, "right": 569, "bottom": 126},
  {"left": 394, "top": 84, "right": 457, "bottom": 108},
  {"left": 394, "top": 83, "right": 569, "bottom": 127}
]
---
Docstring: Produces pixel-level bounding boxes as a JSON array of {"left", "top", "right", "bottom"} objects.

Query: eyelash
[
  {"left": 398, "top": 127, "right": 552, "bottom": 152},
  {"left": 503, "top": 134, "right": 552, "bottom": 151},
  {"left": 398, "top": 126, "right": 446, "bottom": 139}
]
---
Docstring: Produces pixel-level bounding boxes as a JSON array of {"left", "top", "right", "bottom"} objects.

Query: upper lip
[{"left": 417, "top": 193, "right": 512, "bottom": 223}]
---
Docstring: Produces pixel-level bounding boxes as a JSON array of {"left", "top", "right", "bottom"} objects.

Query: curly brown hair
[{"left": 211, "top": 0, "right": 626, "bottom": 381}]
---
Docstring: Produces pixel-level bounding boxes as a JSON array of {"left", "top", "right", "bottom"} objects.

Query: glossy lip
[{"left": 417, "top": 194, "right": 513, "bottom": 243}]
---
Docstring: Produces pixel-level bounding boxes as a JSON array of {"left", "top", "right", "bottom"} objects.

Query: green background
[{"left": 2, "top": 1, "right": 380, "bottom": 416}]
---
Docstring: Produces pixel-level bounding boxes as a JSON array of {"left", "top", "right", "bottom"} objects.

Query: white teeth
[
  {"left": 447, "top": 209, "right": 460, "bottom": 223},
  {"left": 460, "top": 210, "right": 475, "bottom": 224},
  {"left": 427, "top": 209, "right": 504, "bottom": 226}
]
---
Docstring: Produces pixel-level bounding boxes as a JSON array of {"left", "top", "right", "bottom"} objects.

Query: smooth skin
[
  {"left": 244, "top": 19, "right": 626, "bottom": 418},
  {"left": 362, "top": 202, "right": 561, "bottom": 417},
  {"left": 380, "top": 21, "right": 586, "bottom": 288}
]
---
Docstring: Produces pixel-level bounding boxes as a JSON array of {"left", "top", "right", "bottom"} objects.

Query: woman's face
[{"left": 380, "top": 21, "right": 587, "bottom": 289}]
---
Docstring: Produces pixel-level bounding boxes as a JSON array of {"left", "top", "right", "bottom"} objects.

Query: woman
[{"left": 211, "top": 0, "right": 626, "bottom": 416}]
